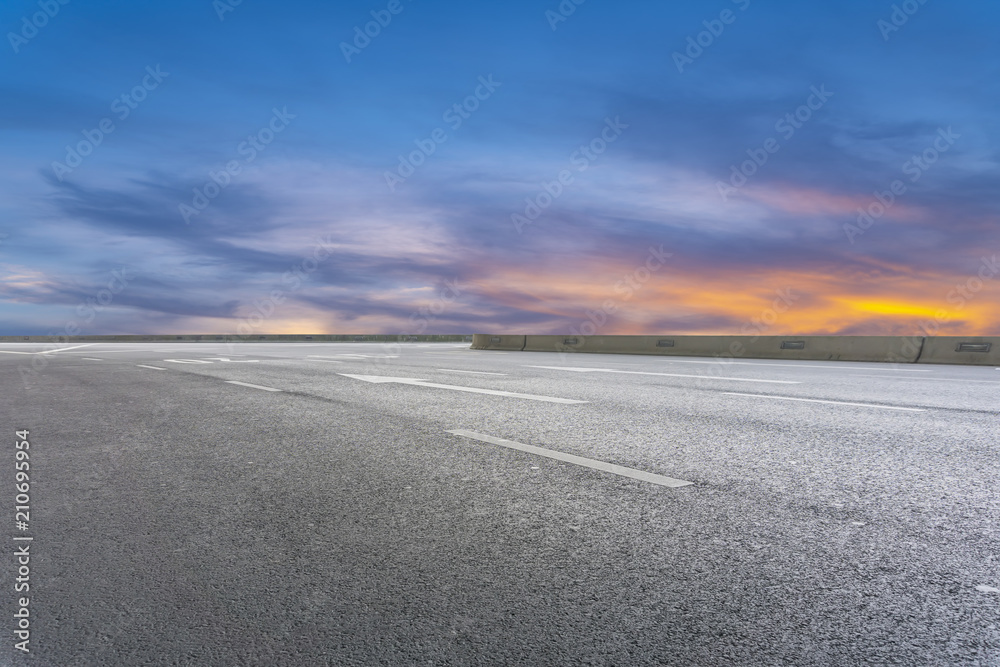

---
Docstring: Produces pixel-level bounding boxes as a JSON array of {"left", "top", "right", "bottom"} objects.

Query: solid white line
[
  {"left": 722, "top": 392, "right": 926, "bottom": 412},
  {"left": 136, "top": 364, "right": 166, "bottom": 370},
  {"left": 447, "top": 430, "right": 693, "bottom": 488},
  {"left": 224, "top": 380, "right": 282, "bottom": 392},
  {"left": 64, "top": 349, "right": 193, "bottom": 353},
  {"left": 526, "top": 365, "right": 800, "bottom": 384},
  {"left": 661, "top": 359, "right": 932, "bottom": 372},
  {"left": 436, "top": 369, "right": 508, "bottom": 376},
  {"left": 37, "top": 344, "right": 98, "bottom": 354},
  {"left": 852, "top": 374, "right": 1000, "bottom": 385}
]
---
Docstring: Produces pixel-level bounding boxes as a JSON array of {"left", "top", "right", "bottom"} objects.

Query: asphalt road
[{"left": 1, "top": 342, "right": 998, "bottom": 666}]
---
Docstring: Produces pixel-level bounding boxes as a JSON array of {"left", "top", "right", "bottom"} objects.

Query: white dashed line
[
  {"left": 436, "top": 369, "right": 508, "bottom": 376},
  {"left": 447, "top": 430, "right": 693, "bottom": 488},
  {"left": 723, "top": 392, "right": 926, "bottom": 412},
  {"left": 340, "top": 374, "right": 586, "bottom": 404},
  {"left": 852, "top": 374, "right": 1000, "bottom": 385},
  {"left": 224, "top": 380, "right": 282, "bottom": 392},
  {"left": 526, "top": 366, "right": 800, "bottom": 384},
  {"left": 136, "top": 365, "right": 166, "bottom": 371},
  {"left": 82, "top": 358, "right": 103, "bottom": 361},
  {"left": 660, "top": 359, "right": 932, "bottom": 372},
  {"left": 37, "top": 344, "right": 98, "bottom": 354},
  {"left": 308, "top": 359, "right": 343, "bottom": 364}
]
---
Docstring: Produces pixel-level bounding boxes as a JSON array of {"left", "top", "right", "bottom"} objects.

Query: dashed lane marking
[
  {"left": 660, "top": 359, "right": 932, "bottom": 372},
  {"left": 447, "top": 430, "right": 693, "bottom": 488},
  {"left": 436, "top": 369, "right": 508, "bottom": 376},
  {"left": 224, "top": 381, "right": 282, "bottom": 392},
  {"left": 526, "top": 366, "right": 800, "bottom": 384},
  {"left": 340, "top": 374, "right": 586, "bottom": 404},
  {"left": 723, "top": 392, "right": 926, "bottom": 412}
]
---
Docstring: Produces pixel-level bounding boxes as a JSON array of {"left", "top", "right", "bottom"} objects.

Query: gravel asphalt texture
[{"left": 1, "top": 342, "right": 998, "bottom": 666}]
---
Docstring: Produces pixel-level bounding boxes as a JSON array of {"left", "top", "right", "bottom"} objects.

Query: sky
[{"left": 1, "top": 0, "right": 998, "bottom": 337}]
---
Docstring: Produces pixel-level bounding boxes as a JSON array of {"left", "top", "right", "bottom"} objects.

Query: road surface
[{"left": 1, "top": 342, "right": 997, "bottom": 665}]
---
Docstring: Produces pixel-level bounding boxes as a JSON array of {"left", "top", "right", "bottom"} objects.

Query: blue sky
[{"left": 2, "top": 0, "right": 998, "bottom": 336}]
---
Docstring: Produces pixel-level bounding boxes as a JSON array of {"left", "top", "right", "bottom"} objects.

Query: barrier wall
[
  {"left": 471, "top": 334, "right": 526, "bottom": 351},
  {"left": 476, "top": 334, "right": 931, "bottom": 363},
  {"left": 916, "top": 336, "right": 1000, "bottom": 366}
]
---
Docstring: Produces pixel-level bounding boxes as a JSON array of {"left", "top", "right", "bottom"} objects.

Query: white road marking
[
  {"left": 164, "top": 359, "right": 214, "bottom": 364},
  {"left": 447, "top": 430, "right": 692, "bottom": 488},
  {"left": 852, "top": 374, "right": 1000, "bottom": 385},
  {"left": 202, "top": 358, "right": 260, "bottom": 363},
  {"left": 224, "top": 380, "right": 282, "bottom": 392},
  {"left": 308, "top": 359, "right": 344, "bottom": 363},
  {"left": 526, "top": 365, "right": 800, "bottom": 384},
  {"left": 660, "top": 359, "right": 932, "bottom": 372},
  {"left": 82, "top": 358, "right": 103, "bottom": 361},
  {"left": 0, "top": 344, "right": 96, "bottom": 355},
  {"left": 63, "top": 349, "right": 203, "bottom": 354},
  {"left": 316, "top": 353, "right": 398, "bottom": 359},
  {"left": 136, "top": 365, "right": 166, "bottom": 370},
  {"left": 340, "top": 374, "right": 586, "bottom": 404},
  {"left": 722, "top": 392, "right": 926, "bottom": 412},
  {"left": 436, "top": 369, "right": 508, "bottom": 376},
  {"left": 37, "top": 344, "right": 98, "bottom": 354}
]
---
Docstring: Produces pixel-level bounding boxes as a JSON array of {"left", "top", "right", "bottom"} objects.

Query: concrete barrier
[
  {"left": 523, "top": 335, "right": 731, "bottom": 356},
  {"left": 471, "top": 334, "right": 526, "bottom": 351},
  {"left": 916, "top": 336, "right": 1000, "bottom": 366},
  {"left": 737, "top": 335, "right": 923, "bottom": 363},
  {"left": 481, "top": 334, "right": 927, "bottom": 363}
]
